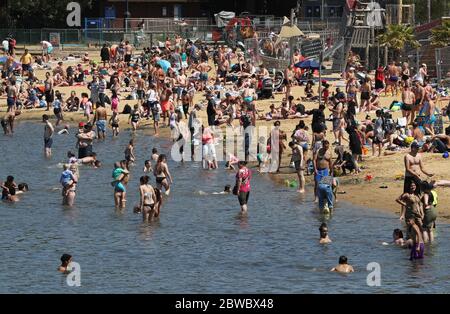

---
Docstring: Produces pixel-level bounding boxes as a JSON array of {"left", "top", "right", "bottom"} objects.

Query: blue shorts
[
  {"left": 47, "top": 46, "right": 53, "bottom": 54},
  {"left": 97, "top": 120, "right": 106, "bottom": 133},
  {"left": 315, "top": 168, "right": 329, "bottom": 183},
  {"left": 7, "top": 97, "right": 15, "bottom": 108},
  {"left": 114, "top": 182, "right": 126, "bottom": 193},
  {"left": 244, "top": 96, "right": 253, "bottom": 103}
]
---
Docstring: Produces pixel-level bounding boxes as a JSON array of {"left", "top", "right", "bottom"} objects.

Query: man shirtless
[
  {"left": 412, "top": 80, "right": 425, "bottom": 125},
  {"left": 218, "top": 57, "right": 229, "bottom": 82},
  {"left": 124, "top": 41, "right": 133, "bottom": 64},
  {"left": 404, "top": 141, "right": 433, "bottom": 194},
  {"left": 136, "top": 75, "right": 146, "bottom": 105},
  {"left": 43, "top": 114, "right": 54, "bottom": 157},
  {"left": 196, "top": 60, "right": 212, "bottom": 91},
  {"left": 93, "top": 103, "right": 107, "bottom": 140},
  {"left": 387, "top": 61, "right": 400, "bottom": 96},
  {"left": 401, "top": 84, "right": 415, "bottom": 123},
  {"left": 314, "top": 140, "right": 333, "bottom": 202},
  {"left": 331, "top": 256, "right": 354, "bottom": 273},
  {"left": 6, "top": 80, "right": 17, "bottom": 112}
]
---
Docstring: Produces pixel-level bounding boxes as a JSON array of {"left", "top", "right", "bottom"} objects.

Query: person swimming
[
  {"left": 211, "top": 185, "right": 232, "bottom": 195},
  {"left": 319, "top": 223, "right": 332, "bottom": 244},
  {"left": 58, "top": 254, "right": 72, "bottom": 274},
  {"left": 331, "top": 256, "right": 354, "bottom": 273},
  {"left": 1, "top": 175, "right": 18, "bottom": 202},
  {"left": 392, "top": 229, "right": 406, "bottom": 246}
]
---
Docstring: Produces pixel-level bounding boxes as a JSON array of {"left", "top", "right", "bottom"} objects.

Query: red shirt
[{"left": 237, "top": 167, "right": 252, "bottom": 193}]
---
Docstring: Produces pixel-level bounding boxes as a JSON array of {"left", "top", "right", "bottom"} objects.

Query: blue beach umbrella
[{"left": 296, "top": 59, "right": 320, "bottom": 69}]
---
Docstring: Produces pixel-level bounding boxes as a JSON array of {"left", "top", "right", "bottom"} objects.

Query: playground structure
[{"left": 212, "top": 13, "right": 255, "bottom": 48}]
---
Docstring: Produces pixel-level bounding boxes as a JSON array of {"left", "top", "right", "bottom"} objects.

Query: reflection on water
[{"left": 0, "top": 122, "right": 449, "bottom": 293}]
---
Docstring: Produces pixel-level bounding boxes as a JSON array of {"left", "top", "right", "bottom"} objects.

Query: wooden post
[{"left": 398, "top": 0, "right": 403, "bottom": 25}]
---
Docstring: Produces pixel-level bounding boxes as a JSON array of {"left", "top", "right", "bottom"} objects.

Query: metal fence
[
  {"left": 436, "top": 46, "right": 450, "bottom": 81},
  {"left": 0, "top": 17, "right": 344, "bottom": 49}
]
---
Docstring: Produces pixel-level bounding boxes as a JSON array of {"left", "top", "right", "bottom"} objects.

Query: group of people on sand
[{"left": 3, "top": 32, "right": 450, "bottom": 275}]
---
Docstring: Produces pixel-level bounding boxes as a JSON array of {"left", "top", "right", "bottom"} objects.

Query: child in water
[
  {"left": 319, "top": 223, "right": 332, "bottom": 244},
  {"left": 109, "top": 111, "right": 120, "bottom": 137},
  {"left": 124, "top": 139, "right": 136, "bottom": 169},
  {"left": 60, "top": 164, "right": 77, "bottom": 196},
  {"left": 392, "top": 229, "right": 406, "bottom": 246},
  {"left": 143, "top": 160, "right": 152, "bottom": 173}
]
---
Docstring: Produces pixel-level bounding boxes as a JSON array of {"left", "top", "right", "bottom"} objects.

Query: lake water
[{"left": 0, "top": 122, "right": 449, "bottom": 293}]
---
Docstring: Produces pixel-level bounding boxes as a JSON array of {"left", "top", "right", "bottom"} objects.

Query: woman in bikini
[
  {"left": 153, "top": 154, "right": 173, "bottom": 196},
  {"left": 139, "top": 176, "right": 157, "bottom": 222}
]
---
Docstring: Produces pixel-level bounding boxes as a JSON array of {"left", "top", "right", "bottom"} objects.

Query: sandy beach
[{"left": 2, "top": 51, "right": 450, "bottom": 222}]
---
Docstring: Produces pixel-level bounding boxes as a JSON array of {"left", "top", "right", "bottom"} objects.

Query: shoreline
[
  {"left": 9, "top": 109, "right": 450, "bottom": 224},
  {"left": 2, "top": 53, "right": 449, "bottom": 224}
]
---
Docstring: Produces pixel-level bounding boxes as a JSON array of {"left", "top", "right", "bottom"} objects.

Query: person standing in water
[
  {"left": 319, "top": 223, "right": 332, "bottom": 244},
  {"left": 60, "top": 164, "right": 77, "bottom": 207},
  {"left": 139, "top": 176, "right": 157, "bottom": 222},
  {"left": 289, "top": 141, "right": 305, "bottom": 193},
  {"left": 407, "top": 217, "right": 425, "bottom": 261},
  {"left": 313, "top": 140, "right": 333, "bottom": 202},
  {"left": 124, "top": 139, "right": 136, "bottom": 169},
  {"left": 154, "top": 154, "right": 172, "bottom": 196},
  {"left": 58, "top": 254, "right": 73, "bottom": 273},
  {"left": 43, "top": 114, "right": 54, "bottom": 157},
  {"left": 112, "top": 162, "right": 129, "bottom": 209},
  {"left": 234, "top": 161, "right": 252, "bottom": 213},
  {"left": 151, "top": 148, "right": 159, "bottom": 162},
  {"left": 331, "top": 256, "right": 354, "bottom": 273},
  {"left": 94, "top": 102, "right": 107, "bottom": 140}
]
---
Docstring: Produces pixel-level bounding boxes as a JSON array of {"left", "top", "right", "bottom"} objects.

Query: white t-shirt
[
  {"left": 146, "top": 89, "right": 158, "bottom": 102},
  {"left": 2, "top": 40, "right": 9, "bottom": 50},
  {"left": 42, "top": 41, "right": 52, "bottom": 49}
]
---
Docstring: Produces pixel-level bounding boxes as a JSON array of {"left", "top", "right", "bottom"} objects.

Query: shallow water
[{"left": 0, "top": 122, "right": 449, "bottom": 293}]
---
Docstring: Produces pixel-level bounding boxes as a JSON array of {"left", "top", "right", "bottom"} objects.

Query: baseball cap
[
  {"left": 411, "top": 141, "right": 420, "bottom": 149},
  {"left": 225, "top": 92, "right": 231, "bottom": 97},
  {"left": 78, "top": 122, "right": 85, "bottom": 128}
]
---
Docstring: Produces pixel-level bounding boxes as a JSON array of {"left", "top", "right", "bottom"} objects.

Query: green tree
[
  {"left": 7, "top": 0, "right": 94, "bottom": 28},
  {"left": 378, "top": 24, "right": 421, "bottom": 60},
  {"left": 431, "top": 20, "right": 450, "bottom": 47}
]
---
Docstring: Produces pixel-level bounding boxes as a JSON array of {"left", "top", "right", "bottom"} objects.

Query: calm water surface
[{"left": 0, "top": 122, "right": 449, "bottom": 293}]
